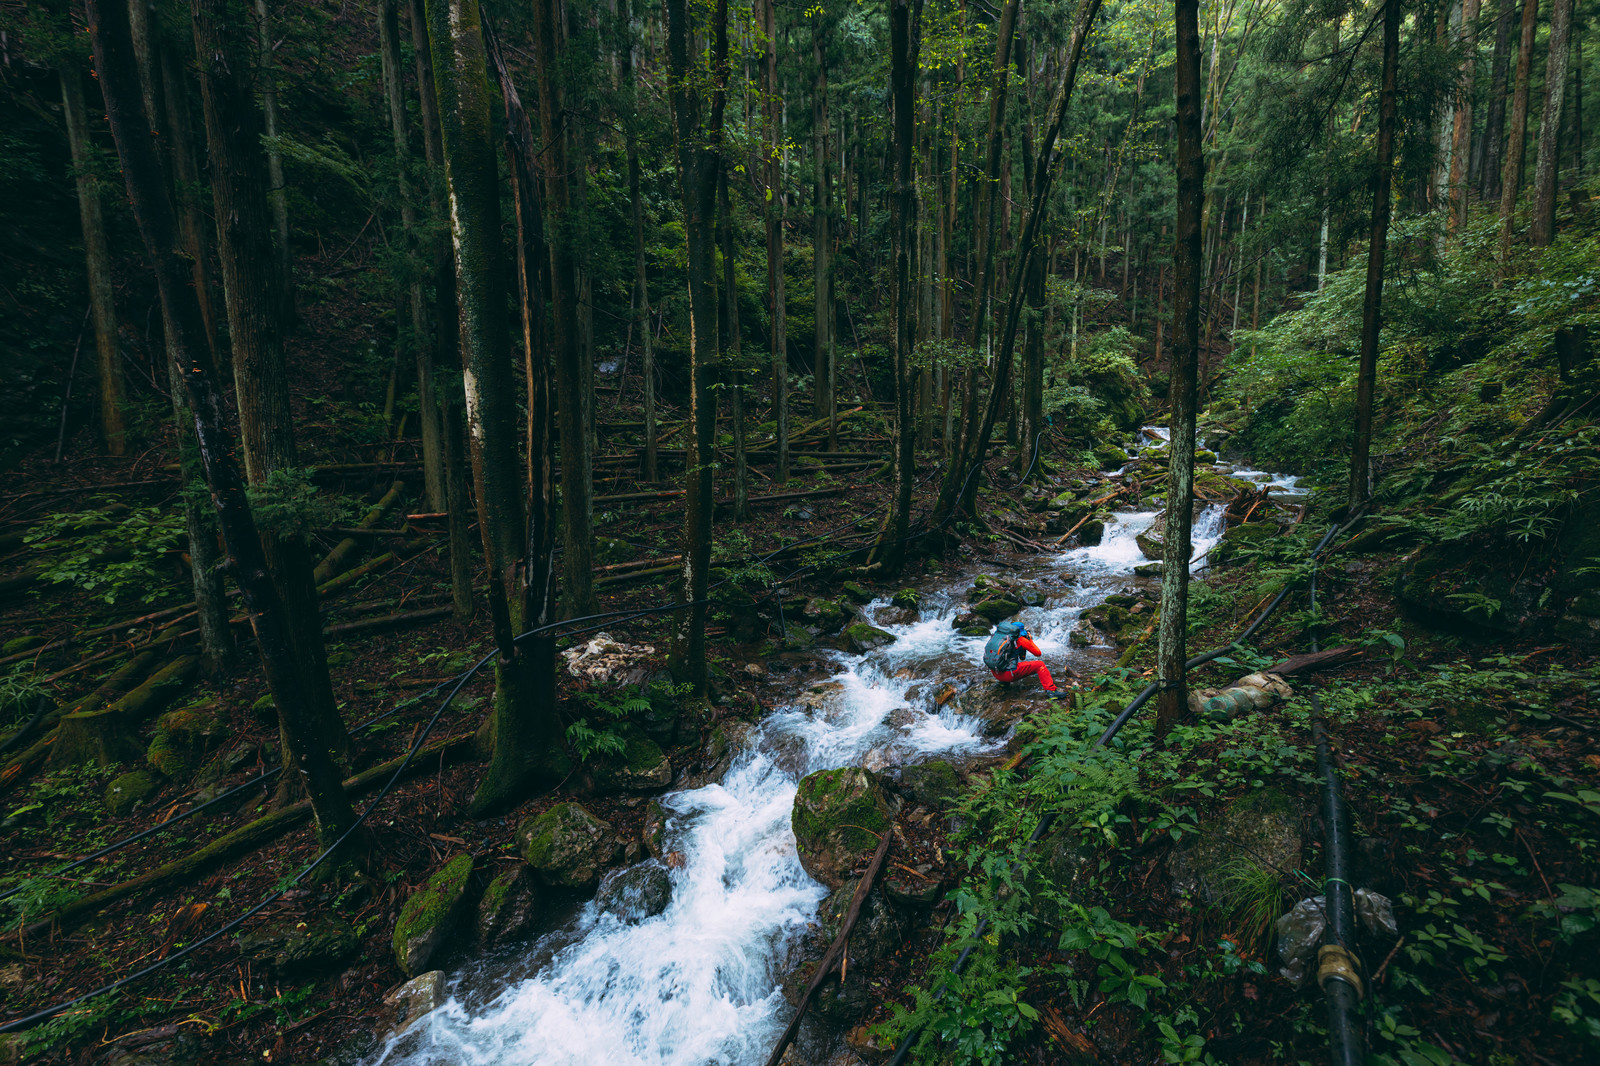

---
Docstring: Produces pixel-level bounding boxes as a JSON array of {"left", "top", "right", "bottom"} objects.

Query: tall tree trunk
[
  {"left": 1479, "top": 0, "right": 1517, "bottom": 197},
  {"left": 192, "top": 0, "right": 347, "bottom": 810},
  {"left": 1349, "top": 0, "right": 1402, "bottom": 511},
  {"left": 254, "top": 0, "right": 293, "bottom": 323},
  {"left": 426, "top": 0, "right": 561, "bottom": 815},
  {"left": 87, "top": 0, "right": 358, "bottom": 852},
  {"left": 622, "top": 0, "right": 657, "bottom": 484},
  {"left": 379, "top": 0, "right": 446, "bottom": 511},
  {"left": 950, "top": 0, "right": 1103, "bottom": 521},
  {"left": 933, "top": 0, "right": 1019, "bottom": 524},
  {"left": 1497, "top": 0, "right": 1540, "bottom": 261},
  {"left": 812, "top": 26, "right": 833, "bottom": 441},
  {"left": 408, "top": 0, "right": 474, "bottom": 619},
  {"left": 529, "top": 0, "right": 597, "bottom": 620},
  {"left": 719, "top": 170, "right": 751, "bottom": 521},
  {"left": 663, "top": 0, "right": 728, "bottom": 695},
  {"left": 59, "top": 62, "right": 128, "bottom": 458},
  {"left": 1530, "top": 0, "right": 1575, "bottom": 245},
  {"left": 127, "top": 3, "right": 233, "bottom": 674},
  {"left": 1450, "top": 0, "right": 1483, "bottom": 230},
  {"left": 872, "top": 0, "right": 921, "bottom": 576},
  {"left": 1154, "top": 0, "right": 1204, "bottom": 741},
  {"left": 760, "top": 0, "right": 788, "bottom": 485}
]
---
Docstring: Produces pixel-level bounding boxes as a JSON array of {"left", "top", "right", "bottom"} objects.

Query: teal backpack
[{"left": 982, "top": 622, "right": 1025, "bottom": 672}]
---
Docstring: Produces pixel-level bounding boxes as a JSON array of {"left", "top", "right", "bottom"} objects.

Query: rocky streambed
[{"left": 368, "top": 434, "right": 1304, "bottom": 1066}]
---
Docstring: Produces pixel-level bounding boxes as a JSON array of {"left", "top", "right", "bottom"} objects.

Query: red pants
[{"left": 992, "top": 659, "right": 1057, "bottom": 691}]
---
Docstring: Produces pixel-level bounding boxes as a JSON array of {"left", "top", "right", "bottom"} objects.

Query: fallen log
[
  {"left": 763, "top": 828, "right": 894, "bottom": 1066},
  {"left": 323, "top": 606, "right": 452, "bottom": 639},
  {"left": 21, "top": 731, "right": 476, "bottom": 940},
  {"left": 0, "top": 650, "right": 161, "bottom": 789},
  {"left": 313, "top": 481, "right": 405, "bottom": 584},
  {"left": 1261, "top": 645, "right": 1364, "bottom": 677}
]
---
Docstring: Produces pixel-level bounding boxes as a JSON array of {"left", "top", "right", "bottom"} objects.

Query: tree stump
[{"left": 46, "top": 709, "right": 138, "bottom": 769}]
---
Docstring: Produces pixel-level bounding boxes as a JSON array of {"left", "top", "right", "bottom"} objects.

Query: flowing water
[{"left": 376, "top": 433, "right": 1291, "bottom": 1066}]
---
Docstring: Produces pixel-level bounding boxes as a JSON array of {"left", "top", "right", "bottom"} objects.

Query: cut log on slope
[
  {"left": 23, "top": 731, "right": 476, "bottom": 939},
  {"left": 0, "top": 650, "right": 161, "bottom": 788}
]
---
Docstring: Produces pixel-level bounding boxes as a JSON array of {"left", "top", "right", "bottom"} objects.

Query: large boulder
[
  {"left": 475, "top": 864, "right": 541, "bottom": 951},
  {"left": 519, "top": 802, "right": 625, "bottom": 890},
  {"left": 596, "top": 860, "right": 672, "bottom": 923},
  {"left": 392, "top": 854, "right": 477, "bottom": 977},
  {"left": 641, "top": 799, "right": 669, "bottom": 859},
  {"left": 802, "top": 597, "right": 852, "bottom": 633},
  {"left": 791, "top": 767, "right": 894, "bottom": 890},
  {"left": 949, "top": 683, "right": 1037, "bottom": 737},
  {"left": 890, "top": 588, "right": 920, "bottom": 611},
  {"left": 896, "top": 759, "right": 962, "bottom": 810},
  {"left": 381, "top": 970, "right": 446, "bottom": 1039},
  {"left": 146, "top": 705, "right": 229, "bottom": 778},
  {"left": 237, "top": 914, "right": 359, "bottom": 976}
]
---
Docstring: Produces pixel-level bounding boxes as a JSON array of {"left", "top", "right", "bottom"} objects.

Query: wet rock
[
  {"left": 593, "top": 734, "right": 672, "bottom": 792},
  {"left": 841, "top": 623, "right": 896, "bottom": 653},
  {"left": 787, "top": 879, "right": 908, "bottom": 1027},
  {"left": 237, "top": 914, "right": 359, "bottom": 977},
  {"left": 596, "top": 860, "right": 673, "bottom": 923},
  {"left": 1135, "top": 528, "right": 1164, "bottom": 561},
  {"left": 1094, "top": 442, "right": 1131, "bottom": 470},
  {"left": 561, "top": 632, "right": 658, "bottom": 687},
  {"left": 519, "top": 802, "right": 625, "bottom": 890},
  {"left": 382, "top": 970, "right": 446, "bottom": 1037},
  {"left": 876, "top": 606, "right": 917, "bottom": 626},
  {"left": 1078, "top": 518, "right": 1106, "bottom": 545},
  {"left": 891, "top": 588, "right": 920, "bottom": 610},
  {"left": 792, "top": 767, "right": 894, "bottom": 890},
  {"left": 392, "top": 854, "right": 477, "bottom": 976},
  {"left": 896, "top": 759, "right": 962, "bottom": 810},
  {"left": 1134, "top": 561, "right": 1164, "bottom": 576},
  {"left": 104, "top": 769, "right": 161, "bottom": 816},
  {"left": 803, "top": 597, "right": 853, "bottom": 632},
  {"left": 641, "top": 799, "right": 669, "bottom": 858},
  {"left": 958, "top": 624, "right": 993, "bottom": 637},
  {"left": 797, "top": 680, "right": 845, "bottom": 711},
  {"left": 145, "top": 704, "right": 228, "bottom": 778},
  {"left": 972, "top": 597, "right": 1022, "bottom": 623},
  {"left": 1168, "top": 787, "right": 1303, "bottom": 904},
  {"left": 840, "top": 581, "right": 874, "bottom": 605},
  {"left": 476, "top": 864, "right": 541, "bottom": 950},
  {"left": 952, "top": 683, "right": 1037, "bottom": 736}
]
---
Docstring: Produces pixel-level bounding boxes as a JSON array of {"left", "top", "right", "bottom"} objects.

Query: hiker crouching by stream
[{"left": 983, "top": 621, "right": 1070, "bottom": 699}]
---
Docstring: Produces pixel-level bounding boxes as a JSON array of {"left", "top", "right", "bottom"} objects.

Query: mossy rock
[
  {"left": 1094, "top": 442, "right": 1130, "bottom": 471},
  {"left": 596, "top": 861, "right": 672, "bottom": 923},
  {"left": 898, "top": 759, "right": 961, "bottom": 810},
  {"left": 1194, "top": 467, "right": 1256, "bottom": 499},
  {"left": 518, "top": 802, "right": 624, "bottom": 890},
  {"left": 0, "top": 635, "right": 45, "bottom": 656},
  {"left": 972, "top": 597, "right": 1022, "bottom": 623},
  {"left": 791, "top": 767, "right": 892, "bottom": 890},
  {"left": 104, "top": 769, "right": 161, "bottom": 816},
  {"left": 890, "top": 588, "right": 919, "bottom": 611},
  {"left": 959, "top": 624, "right": 993, "bottom": 637},
  {"left": 800, "top": 878, "right": 906, "bottom": 1025},
  {"left": 593, "top": 734, "right": 672, "bottom": 792},
  {"left": 392, "top": 854, "right": 477, "bottom": 977},
  {"left": 251, "top": 694, "right": 276, "bottom": 726},
  {"left": 1078, "top": 518, "right": 1106, "bottom": 546},
  {"left": 1135, "top": 529, "right": 1164, "bottom": 561},
  {"left": 840, "top": 581, "right": 873, "bottom": 605},
  {"left": 146, "top": 705, "right": 229, "bottom": 778},
  {"left": 594, "top": 537, "right": 636, "bottom": 566},
  {"left": 476, "top": 863, "right": 541, "bottom": 951},
  {"left": 841, "top": 623, "right": 896, "bottom": 654},
  {"left": 239, "top": 914, "right": 360, "bottom": 976},
  {"left": 802, "top": 597, "right": 852, "bottom": 632}
]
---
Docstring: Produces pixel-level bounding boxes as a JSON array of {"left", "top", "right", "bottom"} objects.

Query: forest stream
[{"left": 374, "top": 435, "right": 1299, "bottom": 1066}]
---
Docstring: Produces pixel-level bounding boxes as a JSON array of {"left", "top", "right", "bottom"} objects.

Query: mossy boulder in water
[
  {"left": 972, "top": 597, "right": 1022, "bottom": 623},
  {"left": 841, "top": 623, "right": 896, "bottom": 653},
  {"left": 802, "top": 597, "right": 852, "bottom": 632},
  {"left": 475, "top": 863, "right": 541, "bottom": 951},
  {"left": 791, "top": 767, "right": 893, "bottom": 890},
  {"left": 596, "top": 860, "right": 672, "bottom": 923},
  {"left": 519, "top": 802, "right": 624, "bottom": 890},
  {"left": 392, "top": 854, "right": 477, "bottom": 976},
  {"left": 840, "top": 581, "right": 873, "bottom": 605},
  {"left": 1095, "top": 442, "right": 1131, "bottom": 470},
  {"left": 146, "top": 705, "right": 229, "bottom": 778},
  {"left": 891, "top": 588, "right": 920, "bottom": 610}
]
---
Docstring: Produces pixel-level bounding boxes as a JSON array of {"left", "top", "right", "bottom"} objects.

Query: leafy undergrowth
[{"left": 868, "top": 521, "right": 1600, "bottom": 1065}]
